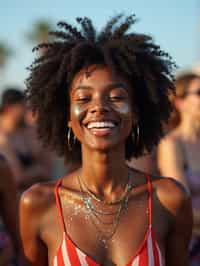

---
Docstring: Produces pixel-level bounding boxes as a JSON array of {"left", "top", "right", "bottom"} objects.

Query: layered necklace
[{"left": 77, "top": 172, "right": 132, "bottom": 245}]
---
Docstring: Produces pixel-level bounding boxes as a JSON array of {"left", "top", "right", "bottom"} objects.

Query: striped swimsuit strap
[{"left": 53, "top": 174, "right": 165, "bottom": 266}]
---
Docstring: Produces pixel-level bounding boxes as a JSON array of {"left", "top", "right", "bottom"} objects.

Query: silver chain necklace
[
  {"left": 78, "top": 173, "right": 132, "bottom": 205},
  {"left": 77, "top": 173, "right": 132, "bottom": 244}
]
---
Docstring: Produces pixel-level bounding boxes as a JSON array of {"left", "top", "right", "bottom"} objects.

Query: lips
[
  {"left": 87, "top": 121, "right": 116, "bottom": 129},
  {"left": 84, "top": 120, "right": 118, "bottom": 136}
]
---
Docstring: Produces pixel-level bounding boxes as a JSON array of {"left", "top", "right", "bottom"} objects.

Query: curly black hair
[{"left": 26, "top": 14, "right": 176, "bottom": 162}]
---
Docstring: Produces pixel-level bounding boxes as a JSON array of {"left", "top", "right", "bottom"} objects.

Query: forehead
[{"left": 70, "top": 65, "right": 131, "bottom": 91}]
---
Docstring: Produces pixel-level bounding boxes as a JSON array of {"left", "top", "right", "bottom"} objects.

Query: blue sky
[{"left": 0, "top": 0, "right": 200, "bottom": 90}]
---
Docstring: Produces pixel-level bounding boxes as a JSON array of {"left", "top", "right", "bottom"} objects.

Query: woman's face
[
  {"left": 68, "top": 65, "right": 135, "bottom": 152},
  {"left": 178, "top": 78, "right": 200, "bottom": 121}
]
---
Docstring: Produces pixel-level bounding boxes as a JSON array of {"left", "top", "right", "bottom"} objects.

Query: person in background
[
  {"left": 0, "top": 155, "right": 18, "bottom": 265},
  {"left": 127, "top": 147, "right": 159, "bottom": 176},
  {"left": 23, "top": 104, "right": 54, "bottom": 181},
  {"left": 20, "top": 14, "right": 192, "bottom": 266},
  {"left": 158, "top": 72, "right": 200, "bottom": 265},
  {"left": 25, "top": 103, "right": 73, "bottom": 180},
  {"left": 0, "top": 88, "right": 52, "bottom": 192}
]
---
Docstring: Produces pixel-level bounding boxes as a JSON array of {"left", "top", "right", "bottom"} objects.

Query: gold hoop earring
[
  {"left": 67, "top": 127, "right": 76, "bottom": 151},
  {"left": 131, "top": 125, "right": 140, "bottom": 146}
]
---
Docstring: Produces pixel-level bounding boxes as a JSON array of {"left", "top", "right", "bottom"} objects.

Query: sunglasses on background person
[{"left": 185, "top": 89, "right": 200, "bottom": 97}]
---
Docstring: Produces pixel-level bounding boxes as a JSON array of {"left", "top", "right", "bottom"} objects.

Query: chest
[{"left": 40, "top": 193, "right": 169, "bottom": 266}]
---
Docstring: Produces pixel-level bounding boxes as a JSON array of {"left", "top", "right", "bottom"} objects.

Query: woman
[
  {"left": 0, "top": 155, "right": 18, "bottom": 265},
  {"left": 19, "top": 15, "right": 192, "bottom": 266},
  {"left": 158, "top": 72, "right": 200, "bottom": 265},
  {"left": 0, "top": 88, "right": 52, "bottom": 192}
]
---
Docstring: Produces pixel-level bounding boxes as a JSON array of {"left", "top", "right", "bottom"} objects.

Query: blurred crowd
[
  {"left": 0, "top": 87, "right": 76, "bottom": 266},
  {"left": 129, "top": 71, "right": 200, "bottom": 266},
  {"left": 0, "top": 70, "right": 200, "bottom": 265}
]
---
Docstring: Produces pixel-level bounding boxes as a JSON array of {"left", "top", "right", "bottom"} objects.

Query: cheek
[
  {"left": 113, "top": 103, "right": 134, "bottom": 124},
  {"left": 72, "top": 105, "right": 83, "bottom": 117},
  {"left": 70, "top": 104, "right": 86, "bottom": 127},
  {"left": 114, "top": 103, "right": 130, "bottom": 115},
  {"left": 186, "top": 98, "right": 200, "bottom": 112}
]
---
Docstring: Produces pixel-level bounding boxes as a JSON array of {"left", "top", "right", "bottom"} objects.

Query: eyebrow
[{"left": 73, "top": 82, "right": 128, "bottom": 92}]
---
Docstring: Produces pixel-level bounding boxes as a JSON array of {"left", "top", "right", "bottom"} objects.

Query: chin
[{"left": 85, "top": 140, "right": 124, "bottom": 153}]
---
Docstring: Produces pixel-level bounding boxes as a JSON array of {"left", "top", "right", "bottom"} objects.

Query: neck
[
  {"left": 178, "top": 116, "right": 200, "bottom": 141},
  {"left": 80, "top": 146, "right": 129, "bottom": 198}
]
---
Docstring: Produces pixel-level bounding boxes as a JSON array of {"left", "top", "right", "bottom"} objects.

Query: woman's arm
[
  {"left": 157, "top": 178, "right": 193, "bottom": 266},
  {"left": 0, "top": 160, "right": 18, "bottom": 250},
  {"left": 165, "top": 185, "right": 192, "bottom": 266},
  {"left": 19, "top": 185, "right": 48, "bottom": 266}
]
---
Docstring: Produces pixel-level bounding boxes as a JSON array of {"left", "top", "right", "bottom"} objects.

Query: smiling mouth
[
  {"left": 87, "top": 121, "right": 116, "bottom": 129},
  {"left": 84, "top": 121, "right": 118, "bottom": 136}
]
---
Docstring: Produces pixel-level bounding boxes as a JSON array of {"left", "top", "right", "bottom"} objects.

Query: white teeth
[{"left": 87, "top": 121, "right": 115, "bottom": 129}]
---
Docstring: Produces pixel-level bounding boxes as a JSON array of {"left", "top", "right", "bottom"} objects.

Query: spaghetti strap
[
  {"left": 54, "top": 177, "right": 66, "bottom": 233},
  {"left": 145, "top": 174, "right": 153, "bottom": 227}
]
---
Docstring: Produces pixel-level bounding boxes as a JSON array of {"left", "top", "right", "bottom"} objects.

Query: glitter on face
[
  {"left": 69, "top": 66, "right": 134, "bottom": 150},
  {"left": 73, "top": 105, "right": 82, "bottom": 117}
]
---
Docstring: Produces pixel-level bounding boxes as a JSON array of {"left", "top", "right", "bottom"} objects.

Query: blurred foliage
[
  {"left": 0, "top": 42, "right": 13, "bottom": 68},
  {"left": 26, "top": 20, "right": 54, "bottom": 44}
]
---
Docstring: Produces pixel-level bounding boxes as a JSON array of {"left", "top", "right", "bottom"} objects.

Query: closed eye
[
  {"left": 76, "top": 97, "right": 91, "bottom": 102},
  {"left": 110, "top": 96, "right": 125, "bottom": 101}
]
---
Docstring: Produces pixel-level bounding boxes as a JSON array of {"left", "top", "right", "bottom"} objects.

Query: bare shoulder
[
  {"left": 20, "top": 181, "right": 57, "bottom": 215},
  {"left": 151, "top": 175, "right": 190, "bottom": 215},
  {"left": 20, "top": 168, "right": 82, "bottom": 212},
  {"left": 131, "top": 167, "right": 189, "bottom": 210}
]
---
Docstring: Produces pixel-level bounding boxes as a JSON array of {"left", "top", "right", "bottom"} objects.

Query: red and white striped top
[{"left": 53, "top": 175, "right": 165, "bottom": 266}]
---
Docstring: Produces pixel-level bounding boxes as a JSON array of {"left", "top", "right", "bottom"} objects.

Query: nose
[{"left": 89, "top": 97, "right": 110, "bottom": 114}]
